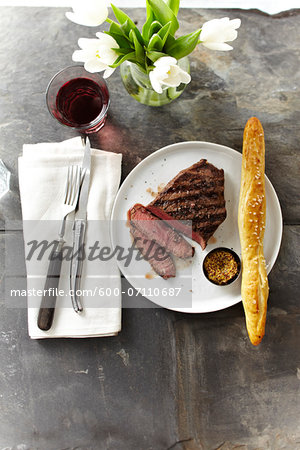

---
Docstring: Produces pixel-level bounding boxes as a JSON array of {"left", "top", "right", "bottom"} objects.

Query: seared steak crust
[{"left": 147, "top": 159, "right": 226, "bottom": 249}]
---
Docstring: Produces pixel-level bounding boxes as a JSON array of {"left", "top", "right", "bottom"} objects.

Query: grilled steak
[
  {"left": 129, "top": 203, "right": 194, "bottom": 259},
  {"left": 147, "top": 159, "right": 226, "bottom": 250},
  {"left": 130, "top": 225, "right": 176, "bottom": 279}
]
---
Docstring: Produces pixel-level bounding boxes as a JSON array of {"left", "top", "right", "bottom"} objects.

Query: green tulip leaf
[
  {"left": 165, "top": 29, "right": 201, "bottom": 59},
  {"left": 146, "top": 50, "right": 168, "bottom": 63},
  {"left": 110, "top": 51, "right": 136, "bottom": 68},
  {"left": 148, "top": 20, "right": 162, "bottom": 38},
  {"left": 129, "top": 29, "right": 145, "bottom": 65},
  {"left": 112, "top": 47, "right": 135, "bottom": 56},
  {"left": 111, "top": 4, "right": 144, "bottom": 46},
  {"left": 111, "top": 4, "right": 135, "bottom": 28},
  {"left": 105, "top": 29, "right": 132, "bottom": 49},
  {"left": 157, "top": 21, "right": 172, "bottom": 47},
  {"left": 142, "top": 7, "right": 155, "bottom": 42},
  {"left": 120, "top": 19, "right": 132, "bottom": 37},
  {"left": 164, "top": 33, "right": 176, "bottom": 49},
  {"left": 147, "top": 0, "right": 179, "bottom": 35},
  {"left": 148, "top": 33, "right": 164, "bottom": 51},
  {"left": 109, "top": 21, "right": 125, "bottom": 36},
  {"left": 166, "top": 0, "right": 180, "bottom": 16}
]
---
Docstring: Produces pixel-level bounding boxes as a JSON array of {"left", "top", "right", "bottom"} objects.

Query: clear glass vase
[{"left": 120, "top": 57, "right": 190, "bottom": 107}]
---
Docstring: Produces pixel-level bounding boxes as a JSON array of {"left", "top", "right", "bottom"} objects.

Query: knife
[{"left": 70, "top": 137, "right": 91, "bottom": 312}]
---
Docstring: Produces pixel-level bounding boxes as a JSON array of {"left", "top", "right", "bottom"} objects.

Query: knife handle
[
  {"left": 37, "top": 242, "right": 63, "bottom": 331},
  {"left": 70, "top": 220, "right": 86, "bottom": 312}
]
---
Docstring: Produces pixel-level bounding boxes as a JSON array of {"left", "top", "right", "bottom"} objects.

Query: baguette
[{"left": 238, "top": 117, "right": 269, "bottom": 346}]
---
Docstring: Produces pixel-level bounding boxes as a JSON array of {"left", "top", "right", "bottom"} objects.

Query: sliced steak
[
  {"left": 129, "top": 203, "right": 194, "bottom": 259},
  {"left": 147, "top": 159, "right": 226, "bottom": 250},
  {"left": 130, "top": 225, "right": 176, "bottom": 279}
]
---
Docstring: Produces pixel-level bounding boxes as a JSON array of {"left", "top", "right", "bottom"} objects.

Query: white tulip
[
  {"left": 200, "top": 17, "right": 241, "bottom": 51},
  {"left": 72, "top": 33, "right": 119, "bottom": 78},
  {"left": 149, "top": 57, "right": 191, "bottom": 94},
  {"left": 66, "top": 0, "right": 108, "bottom": 27}
]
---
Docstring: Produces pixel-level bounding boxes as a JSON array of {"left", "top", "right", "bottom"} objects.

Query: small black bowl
[{"left": 203, "top": 247, "right": 241, "bottom": 286}]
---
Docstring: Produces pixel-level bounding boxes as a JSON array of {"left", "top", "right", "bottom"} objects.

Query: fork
[{"left": 37, "top": 165, "right": 82, "bottom": 331}]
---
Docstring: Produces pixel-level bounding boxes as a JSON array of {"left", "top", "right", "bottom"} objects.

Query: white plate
[{"left": 110, "top": 141, "right": 283, "bottom": 313}]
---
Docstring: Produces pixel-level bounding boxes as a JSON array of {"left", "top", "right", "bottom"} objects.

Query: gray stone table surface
[{"left": 0, "top": 6, "right": 300, "bottom": 450}]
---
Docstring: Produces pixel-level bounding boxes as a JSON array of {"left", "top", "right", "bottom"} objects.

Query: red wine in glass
[{"left": 46, "top": 65, "right": 110, "bottom": 134}]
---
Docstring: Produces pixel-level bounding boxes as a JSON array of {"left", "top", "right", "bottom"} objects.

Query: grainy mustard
[{"left": 203, "top": 248, "right": 240, "bottom": 285}]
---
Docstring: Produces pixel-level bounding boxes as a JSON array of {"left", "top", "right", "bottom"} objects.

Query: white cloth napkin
[{"left": 18, "top": 137, "right": 122, "bottom": 339}]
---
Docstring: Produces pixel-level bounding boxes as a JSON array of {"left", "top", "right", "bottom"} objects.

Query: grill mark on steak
[
  {"left": 130, "top": 225, "right": 176, "bottom": 279},
  {"left": 147, "top": 159, "right": 226, "bottom": 250},
  {"left": 156, "top": 200, "right": 226, "bottom": 214},
  {"left": 155, "top": 190, "right": 224, "bottom": 205},
  {"left": 162, "top": 179, "right": 224, "bottom": 192},
  {"left": 160, "top": 210, "right": 226, "bottom": 223},
  {"left": 129, "top": 203, "right": 194, "bottom": 259}
]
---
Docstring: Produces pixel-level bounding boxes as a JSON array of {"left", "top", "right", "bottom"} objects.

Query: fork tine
[
  {"left": 66, "top": 165, "right": 74, "bottom": 205},
  {"left": 65, "top": 165, "right": 74, "bottom": 205},
  {"left": 71, "top": 166, "right": 79, "bottom": 206},
  {"left": 71, "top": 165, "right": 78, "bottom": 205},
  {"left": 74, "top": 166, "right": 82, "bottom": 205},
  {"left": 64, "top": 166, "right": 71, "bottom": 204},
  {"left": 63, "top": 165, "right": 82, "bottom": 207},
  {"left": 68, "top": 166, "right": 74, "bottom": 206}
]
